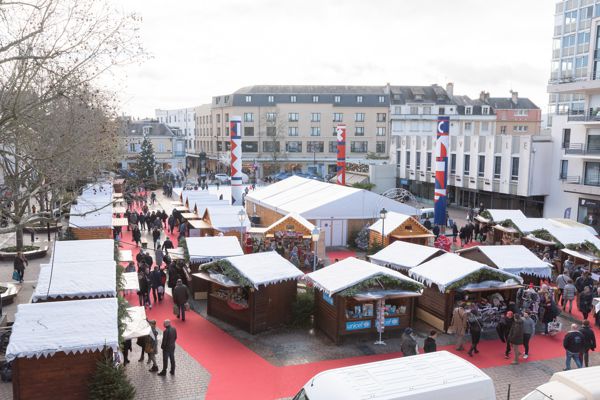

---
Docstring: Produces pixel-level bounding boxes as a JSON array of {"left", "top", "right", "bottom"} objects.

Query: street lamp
[
  {"left": 311, "top": 226, "right": 320, "bottom": 272},
  {"left": 238, "top": 209, "right": 246, "bottom": 245},
  {"left": 380, "top": 208, "right": 388, "bottom": 247}
]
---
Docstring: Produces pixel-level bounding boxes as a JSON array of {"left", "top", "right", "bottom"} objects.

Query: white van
[
  {"left": 292, "top": 351, "right": 495, "bottom": 400},
  {"left": 419, "top": 208, "right": 435, "bottom": 224},
  {"left": 521, "top": 366, "right": 600, "bottom": 400}
]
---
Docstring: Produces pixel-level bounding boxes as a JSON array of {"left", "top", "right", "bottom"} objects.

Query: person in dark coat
[
  {"left": 564, "top": 323, "right": 585, "bottom": 370},
  {"left": 173, "top": 279, "right": 190, "bottom": 321},
  {"left": 432, "top": 225, "right": 440, "bottom": 238},
  {"left": 13, "top": 252, "right": 28, "bottom": 283},
  {"left": 167, "top": 262, "right": 178, "bottom": 289},
  {"left": 138, "top": 212, "right": 146, "bottom": 232},
  {"left": 152, "top": 227, "right": 161, "bottom": 249},
  {"left": 135, "top": 251, "right": 144, "bottom": 266},
  {"left": 138, "top": 270, "right": 151, "bottom": 308},
  {"left": 423, "top": 330, "right": 437, "bottom": 353},
  {"left": 400, "top": 328, "right": 418, "bottom": 356},
  {"left": 578, "top": 286, "right": 594, "bottom": 320},
  {"left": 143, "top": 252, "right": 153, "bottom": 268},
  {"left": 497, "top": 311, "right": 514, "bottom": 358},
  {"left": 161, "top": 210, "right": 168, "bottom": 229},
  {"left": 132, "top": 226, "right": 141, "bottom": 247},
  {"left": 423, "top": 219, "right": 432, "bottom": 230},
  {"left": 507, "top": 313, "right": 524, "bottom": 365},
  {"left": 467, "top": 311, "right": 482, "bottom": 357},
  {"left": 158, "top": 320, "right": 177, "bottom": 376},
  {"left": 150, "top": 266, "right": 163, "bottom": 302},
  {"left": 580, "top": 319, "right": 596, "bottom": 367},
  {"left": 162, "top": 237, "right": 174, "bottom": 254},
  {"left": 451, "top": 223, "right": 458, "bottom": 243},
  {"left": 168, "top": 215, "right": 176, "bottom": 233}
]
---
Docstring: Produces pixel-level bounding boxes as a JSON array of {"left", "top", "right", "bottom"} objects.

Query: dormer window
[
  {"left": 290, "top": 95, "right": 297, "bottom": 103},
  {"left": 465, "top": 106, "right": 473, "bottom": 115},
  {"left": 482, "top": 106, "right": 490, "bottom": 115},
  {"left": 356, "top": 95, "right": 363, "bottom": 103},
  {"left": 245, "top": 95, "right": 252, "bottom": 103}
]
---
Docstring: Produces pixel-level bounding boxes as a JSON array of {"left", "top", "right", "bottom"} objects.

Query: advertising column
[
  {"left": 336, "top": 124, "right": 346, "bottom": 185},
  {"left": 434, "top": 116, "right": 449, "bottom": 226},
  {"left": 230, "top": 116, "right": 243, "bottom": 205}
]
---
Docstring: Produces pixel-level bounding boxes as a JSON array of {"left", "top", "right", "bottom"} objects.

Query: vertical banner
[
  {"left": 336, "top": 124, "right": 346, "bottom": 185},
  {"left": 230, "top": 116, "right": 243, "bottom": 205},
  {"left": 434, "top": 116, "right": 449, "bottom": 226}
]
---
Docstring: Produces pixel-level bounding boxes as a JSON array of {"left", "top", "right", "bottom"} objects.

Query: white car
[{"left": 214, "top": 173, "right": 231, "bottom": 184}]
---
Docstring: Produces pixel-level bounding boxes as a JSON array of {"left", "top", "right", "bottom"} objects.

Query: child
[{"left": 424, "top": 330, "right": 438, "bottom": 353}]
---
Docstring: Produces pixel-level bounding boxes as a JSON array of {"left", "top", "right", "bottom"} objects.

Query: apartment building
[
  {"left": 155, "top": 107, "right": 196, "bottom": 169},
  {"left": 119, "top": 119, "right": 186, "bottom": 172},
  {"left": 391, "top": 84, "right": 550, "bottom": 216},
  {"left": 545, "top": 0, "right": 600, "bottom": 228},
  {"left": 208, "top": 85, "right": 390, "bottom": 178}
]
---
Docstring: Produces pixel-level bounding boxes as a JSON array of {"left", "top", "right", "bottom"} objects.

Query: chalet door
[{"left": 318, "top": 220, "right": 332, "bottom": 246}]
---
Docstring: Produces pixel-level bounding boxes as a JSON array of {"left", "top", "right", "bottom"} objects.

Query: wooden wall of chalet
[
  {"left": 246, "top": 201, "right": 285, "bottom": 227},
  {"left": 13, "top": 350, "right": 108, "bottom": 400},
  {"left": 72, "top": 227, "right": 112, "bottom": 240},
  {"left": 264, "top": 215, "right": 312, "bottom": 237},
  {"left": 369, "top": 217, "right": 431, "bottom": 247}
]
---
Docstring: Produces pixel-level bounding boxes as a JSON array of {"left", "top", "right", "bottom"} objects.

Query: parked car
[{"left": 214, "top": 173, "right": 231, "bottom": 184}]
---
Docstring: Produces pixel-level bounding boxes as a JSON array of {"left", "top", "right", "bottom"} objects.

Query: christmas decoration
[
  {"left": 354, "top": 225, "right": 369, "bottom": 251},
  {"left": 135, "top": 136, "right": 157, "bottom": 181},
  {"left": 88, "top": 350, "right": 135, "bottom": 400}
]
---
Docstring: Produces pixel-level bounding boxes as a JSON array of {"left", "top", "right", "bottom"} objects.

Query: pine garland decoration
[
  {"left": 179, "top": 237, "right": 190, "bottom": 263},
  {"left": 497, "top": 219, "right": 522, "bottom": 234},
  {"left": 479, "top": 210, "right": 492, "bottom": 220},
  {"left": 531, "top": 229, "right": 564, "bottom": 248},
  {"left": 565, "top": 240, "right": 600, "bottom": 257},
  {"left": 200, "top": 259, "right": 253, "bottom": 288},
  {"left": 88, "top": 349, "right": 136, "bottom": 400},
  {"left": 337, "top": 274, "right": 424, "bottom": 297},
  {"left": 445, "top": 269, "right": 519, "bottom": 292}
]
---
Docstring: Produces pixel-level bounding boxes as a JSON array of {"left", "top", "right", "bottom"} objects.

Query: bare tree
[{"left": 260, "top": 107, "right": 288, "bottom": 174}]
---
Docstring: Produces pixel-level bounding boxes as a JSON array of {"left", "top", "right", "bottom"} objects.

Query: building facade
[
  {"left": 155, "top": 107, "right": 196, "bottom": 171},
  {"left": 208, "top": 86, "right": 391, "bottom": 179},
  {"left": 391, "top": 84, "right": 550, "bottom": 216},
  {"left": 545, "top": 0, "right": 600, "bottom": 228}
]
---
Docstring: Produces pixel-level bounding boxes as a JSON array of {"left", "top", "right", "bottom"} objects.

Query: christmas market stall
[
  {"left": 368, "top": 211, "right": 433, "bottom": 247},
  {"left": 409, "top": 253, "right": 523, "bottom": 332},
  {"left": 195, "top": 251, "right": 303, "bottom": 334},
  {"left": 31, "top": 261, "right": 117, "bottom": 303},
  {"left": 7, "top": 298, "right": 119, "bottom": 400},
  {"left": 202, "top": 205, "right": 250, "bottom": 240},
  {"left": 68, "top": 199, "right": 113, "bottom": 240},
  {"left": 369, "top": 240, "right": 445, "bottom": 273},
  {"left": 456, "top": 245, "right": 552, "bottom": 284},
  {"left": 304, "top": 257, "right": 424, "bottom": 344},
  {"left": 50, "top": 239, "right": 115, "bottom": 263},
  {"left": 187, "top": 236, "right": 244, "bottom": 298}
]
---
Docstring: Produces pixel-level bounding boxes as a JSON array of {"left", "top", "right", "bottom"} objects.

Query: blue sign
[
  {"left": 384, "top": 317, "right": 400, "bottom": 327},
  {"left": 400, "top": 179, "right": 409, "bottom": 185},
  {"left": 346, "top": 320, "right": 371, "bottom": 331},
  {"left": 322, "top": 293, "right": 334, "bottom": 306}
]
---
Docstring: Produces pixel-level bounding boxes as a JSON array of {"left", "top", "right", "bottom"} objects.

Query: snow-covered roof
[
  {"left": 409, "top": 253, "right": 522, "bottom": 292},
  {"left": 511, "top": 218, "right": 551, "bottom": 234},
  {"left": 369, "top": 212, "right": 418, "bottom": 235},
  {"left": 123, "top": 306, "right": 151, "bottom": 340},
  {"left": 549, "top": 218, "right": 598, "bottom": 235},
  {"left": 206, "top": 205, "right": 250, "bottom": 231},
  {"left": 265, "top": 213, "right": 315, "bottom": 234},
  {"left": 6, "top": 298, "right": 119, "bottom": 361},
  {"left": 221, "top": 251, "right": 303, "bottom": 288},
  {"left": 32, "top": 261, "right": 117, "bottom": 302},
  {"left": 50, "top": 239, "right": 115, "bottom": 263},
  {"left": 369, "top": 241, "right": 445, "bottom": 271},
  {"left": 305, "top": 257, "right": 423, "bottom": 296},
  {"left": 123, "top": 272, "right": 140, "bottom": 291},
  {"left": 186, "top": 236, "right": 244, "bottom": 263},
  {"left": 487, "top": 209, "right": 527, "bottom": 223},
  {"left": 545, "top": 225, "right": 600, "bottom": 248},
  {"left": 561, "top": 248, "right": 600, "bottom": 263},
  {"left": 246, "top": 176, "right": 418, "bottom": 219},
  {"left": 80, "top": 183, "right": 113, "bottom": 201},
  {"left": 457, "top": 245, "right": 552, "bottom": 278},
  {"left": 69, "top": 201, "right": 113, "bottom": 228}
]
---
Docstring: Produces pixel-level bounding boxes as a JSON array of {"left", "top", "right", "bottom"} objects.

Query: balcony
[
  {"left": 548, "top": 75, "right": 600, "bottom": 94},
  {"left": 564, "top": 143, "right": 600, "bottom": 156},
  {"left": 566, "top": 113, "right": 600, "bottom": 124},
  {"left": 561, "top": 175, "right": 600, "bottom": 196}
]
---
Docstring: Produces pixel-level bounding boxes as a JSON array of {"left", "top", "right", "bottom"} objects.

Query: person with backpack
[
  {"left": 579, "top": 319, "right": 596, "bottom": 367},
  {"left": 13, "top": 252, "right": 28, "bottom": 283},
  {"left": 146, "top": 320, "right": 159, "bottom": 372},
  {"left": 563, "top": 323, "right": 585, "bottom": 370},
  {"left": 466, "top": 310, "right": 482, "bottom": 357}
]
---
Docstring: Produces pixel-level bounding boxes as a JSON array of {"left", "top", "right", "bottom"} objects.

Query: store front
[{"left": 577, "top": 197, "right": 600, "bottom": 229}]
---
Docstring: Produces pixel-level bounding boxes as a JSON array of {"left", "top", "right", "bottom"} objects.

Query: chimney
[
  {"left": 479, "top": 91, "right": 486, "bottom": 102},
  {"left": 510, "top": 90, "right": 518, "bottom": 105},
  {"left": 446, "top": 82, "right": 454, "bottom": 97}
]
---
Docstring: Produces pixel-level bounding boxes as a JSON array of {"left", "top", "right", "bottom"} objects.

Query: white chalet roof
[
  {"left": 221, "top": 251, "right": 303, "bottom": 288},
  {"left": 246, "top": 176, "right": 418, "bottom": 220},
  {"left": 32, "top": 261, "right": 117, "bottom": 302},
  {"left": 305, "top": 257, "right": 422, "bottom": 296},
  {"left": 369, "top": 241, "right": 445, "bottom": 271},
  {"left": 206, "top": 205, "right": 250, "bottom": 231},
  {"left": 69, "top": 200, "right": 113, "bottom": 228},
  {"left": 186, "top": 236, "right": 244, "bottom": 263},
  {"left": 50, "top": 239, "right": 115, "bottom": 263},
  {"left": 545, "top": 226, "right": 600, "bottom": 248},
  {"left": 487, "top": 209, "right": 527, "bottom": 223},
  {"left": 457, "top": 245, "right": 552, "bottom": 278},
  {"left": 6, "top": 298, "right": 118, "bottom": 361},
  {"left": 369, "top": 212, "right": 412, "bottom": 235}
]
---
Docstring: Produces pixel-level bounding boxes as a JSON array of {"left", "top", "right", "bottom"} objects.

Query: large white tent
[
  {"left": 186, "top": 236, "right": 244, "bottom": 263},
  {"left": 369, "top": 241, "right": 445, "bottom": 272},
  {"left": 50, "top": 239, "right": 115, "bottom": 263},
  {"left": 456, "top": 245, "right": 552, "bottom": 278}
]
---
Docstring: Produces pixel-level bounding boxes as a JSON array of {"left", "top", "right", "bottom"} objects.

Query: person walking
[
  {"left": 563, "top": 323, "right": 585, "bottom": 370},
  {"left": 152, "top": 227, "right": 161, "bottom": 249},
  {"left": 580, "top": 319, "right": 596, "bottom": 367},
  {"left": 556, "top": 270, "right": 570, "bottom": 307},
  {"left": 167, "top": 262, "right": 178, "bottom": 291},
  {"left": 466, "top": 311, "right": 482, "bottom": 357},
  {"left": 147, "top": 320, "right": 159, "bottom": 372},
  {"left": 563, "top": 278, "right": 577, "bottom": 313},
  {"left": 449, "top": 304, "right": 468, "bottom": 351},
  {"left": 158, "top": 320, "right": 177, "bottom": 376},
  {"left": 132, "top": 226, "right": 141, "bottom": 247},
  {"left": 522, "top": 311, "right": 536, "bottom": 359},
  {"left": 507, "top": 313, "right": 524, "bottom": 365},
  {"left": 451, "top": 223, "right": 458, "bottom": 243},
  {"left": 579, "top": 286, "right": 594, "bottom": 320},
  {"left": 162, "top": 237, "right": 174, "bottom": 254},
  {"left": 168, "top": 214, "right": 176, "bottom": 234},
  {"left": 13, "top": 251, "right": 28, "bottom": 283},
  {"left": 173, "top": 279, "right": 189, "bottom": 321},
  {"left": 155, "top": 247, "right": 164, "bottom": 269},
  {"left": 138, "top": 269, "right": 151, "bottom": 308},
  {"left": 138, "top": 212, "right": 146, "bottom": 232},
  {"left": 150, "top": 266, "right": 163, "bottom": 303},
  {"left": 400, "top": 328, "right": 418, "bottom": 356},
  {"left": 424, "top": 330, "right": 438, "bottom": 353},
  {"left": 498, "top": 311, "right": 514, "bottom": 358}
]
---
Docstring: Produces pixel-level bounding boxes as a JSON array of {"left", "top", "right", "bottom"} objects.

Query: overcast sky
[{"left": 115, "top": 0, "right": 554, "bottom": 117}]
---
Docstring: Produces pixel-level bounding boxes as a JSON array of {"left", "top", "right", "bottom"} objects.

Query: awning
[
  {"left": 112, "top": 218, "right": 129, "bottom": 227},
  {"left": 459, "top": 280, "right": 522, "bottom": 292},
  {"left": 175, "top": 206, "right": 189, "bottom": 211},
  {"left": 193, "top": 271, "right": 239, "bottom": 288},
  {"left": 523, "top": 234, "right": 556, "bottom": 246},
  {"left": 391, "top": 233, "right": 434, "bottom": 239},
  {"left": 189, "top": 219, "right": 212, "bottom": 229},
  {"left": 561, "top": 248, "right": 600, "bottom": 263},
  {"left": 180, "top": 212, "right": 200, "bottom": 220},
  {"left": 123, "top": 272, "right": 139, "bottom": 291},
  {"left": 119, "top": 249, "right": 133, "bottom": 262},
  {"left": 353, "top": 290, "right": 422, "bottom": 301},
  {"left": 171, "top": 201, "right": 184, "bottom": 206},
  {"left": 493, "top": 225, "right": 519, "bottom": 234},
  {"left": 123, "top": 306, "right": 152, "bottom": 340},
  {"left": 475, "top": 215, "right": 491, "bottom": 224}
]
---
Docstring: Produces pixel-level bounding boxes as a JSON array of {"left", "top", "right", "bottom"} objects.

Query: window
[
  {"left": 263, "top": 141, "right": 280, "bottom": 152},
  {"left": 225, "top": 142, "right": 231, "bottom": 151},
  {"left": 426, "top": 152, "right": 432, "bottom": 171},
  {"left": 464, "top": 122, "right": 472, "bottom": 131},
  {"left": 511, "top": 157, "right": 519, "bottom": 180},
  {"left": 268, "top": 95, "right": 274, "bottom": 103},
  {"left": 329, "top": 141, "right": 337, "bottom": 153},
  {"left": 286, "top": 141, "right": 302, "bottom": 152},
  {"left": 334, "top": 95, "right": 341, "bottom": 103},
  {"left": 307, "top": 141, "right": 324, "bottom": 152},
  {"left": 225, "top": 113, "right": 229, "bottom": 122},
  {"left": 464, "top": 154, "right": 470, "bottom": 175},
  {"left": 245, "top": 95, "right": 252, "bottom": 103},
  {"left": 482, "top": 106, "right": 490, "bottom": 115},
  {"left": 224, "top": 96, "right": 229, "bottom": 102},
  {"left": 513, "top": 125, "right": 528, "bottom": 132},
  {"left": 416, "top": 152, "right": 421, "bottom": 169},
  {"left": 481, "top": 122, "right": 490, "bottom": 131},
  {"left": 266, "top": 112, "right": 276, "bottom": 122},
  {"left": 225, "top": 127, "right": 229, "bottom": 136},
  {"left": 500, "top": 125, "right": 507, "bottom": 134},
  {"left": 311, "top": 113, "right": 321, "bottom": 122},
  {"left": 355, "top": 113, "right": 365, "bottom": 122},
  {"left": 465, "top": 106, "right": 473, "bottom": 115},
  {"left": 351, "top": 141, "right": 368, "bottom": 153},
  {"left": 356, "top": 95, "right": 363, "bottom": 103},
  {"left": 585, "top": 162, "right": 600, "bottom": 186},
  {"left": 378, "top": 96, "right": 385, "bottom": 103},
  {"left": 376, "top": 141, "right": 386, "bottom": 154},
  {"left": 288, "top": 127, "right": 299, "bottom": 136},
  {"left": 333, "top": 113, "right": 343, "bottom": 122},
  {"left": 377, "top": 127, "right": 386, "bottom": 136},
  {"left": 562, "top": 129, "right": 571, "bottom": 148},
  {"left": 244, "top": 127, "right": 254, "bottom": 136},
  {"left": 215, "top": 97, "right": 220, "bottom": 104},
  {"left": 478, "top": 155, "right": 485, "bottom": 177},
  {"left": 266, "top": 126, "right": 276, "bottom": 136},
  {"left": 588, "top": 135, "right": 600, "bottom": 152},
  {"left": 355, "top": 127, "right": 364, "bottom": 136},
  {"left": 244, "top": 113, "right": 254, "bottom": 122},
  {"left": 216, "top": 114, "right": 221, "bottom": 123},
  {"left": 217, "top": 127, "right": 221, "bottom": 136},
  {"left": 312, "top": 95, "right": 319, "bottom": 103},
  {"left": 288, "top": 113, "right": 299, "bottom": 122},
  {"left": 439, "top": 107, "right": 445, "bottom": 114},
  {"left": 290, "top": 95, "right": 297, "bottom": 103},
  {"left": 406, "top": 151, "right": 411, "bottom": 166},
  {"left": 129, "top": 143, "right": 136, "bottom": 153},
  {"left": 410, "top": 106, "right": 418, "bottom": 114},
  {"left": 410, "top": 121, "right": 419, "bottom": 131},
  {"left": 377, "top": 113, "right": 386, "bottom": 122},
  {"left": 396, "top": 150, "right": 401, "bottom": 166},
  {"left": 514, "top": 109, "right": 529, "bottom": 116},
  {"left": 311, "top": 127, "right": 321, "bottom": 136},
  {"left": 494, "top": 156, "right": 501, "bottom": 178},
  {"left": 420, "top": 106, "right": 430, "bottom": 115},
  {"left": 216, "top": 141, "right": 223, "bottom": 151},
  {"left": 560, "top": 160, "right": 569, "bottom": 179},
  {"left": 242, "top": 141, "right": 258, "bottom": 152}
]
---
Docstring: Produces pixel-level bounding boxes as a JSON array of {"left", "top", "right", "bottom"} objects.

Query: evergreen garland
[
  {"left": 337, "top": 274, "right": 424, "bottom": 297},
  {"left": 565, "top": 240, "right": 600, "bottom": 257},
  {"left": 179, "top": 236, "right": 190, "bottom": 263},
  {"left": 136, "top": 136, "right": 157, "bottom": 181},
  {"left": 479, "top": 210, "right": 492, "bottom": 220},
  {"left": 200, "top": 259, "right": 253, "bottom": 288},
  {"left": 88, "top": 349, "right": 136, "bottom": 400},
  {"left": 497, "top": 219, "right": 522, "bottom": 234},
  {"left": 114, "top": 240, "right": 128, "bottom": 346},
  {"left": 445, "top": 269, "right": 519, "bottom": 292},
  {"left": 531, "top": 229, "right": 564, "bottom": 248}
]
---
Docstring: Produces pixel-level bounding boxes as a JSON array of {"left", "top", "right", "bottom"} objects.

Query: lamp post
[
  {"left": 237, "top": 209, "right": 246, "bottom": 245},
  {"left": 311, "top": 226, "right": 320, "bottom": 272},
  {"left": 380, "top": 208, "right": 388, "bottom": 247}
]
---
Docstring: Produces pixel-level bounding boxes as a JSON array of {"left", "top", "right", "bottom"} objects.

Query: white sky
[{"left": 114, "top": 0, "right": 554, "bottom": 117}]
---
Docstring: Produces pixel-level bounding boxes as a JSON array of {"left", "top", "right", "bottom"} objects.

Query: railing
[
  {"left": 564, "top": 143, "right": 600, "bottom": 155},
  {"left": 567, "top": 113, "right": 600, "bottom": 122},
  {"left": 560, "top": 175, "right": 581, "bottom": 184}
]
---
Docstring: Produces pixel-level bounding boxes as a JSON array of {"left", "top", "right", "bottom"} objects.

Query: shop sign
[
  {"left": 322, "top": 292, "right": 334, "bottom": 306},
  {"left": 384, "top": 317, "right": 400, "bottom": 327},
  {"left": 346, "top": 320, "right": 371, "bottom": 331},
  {"left": 580, "top": 198, "right": 600, "bottom": 208}
]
